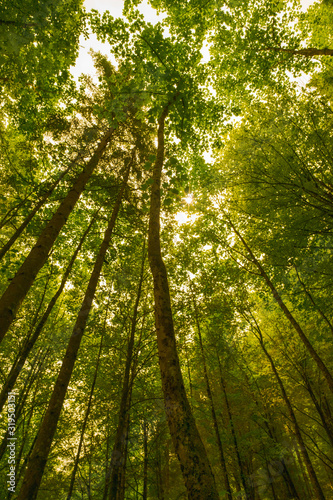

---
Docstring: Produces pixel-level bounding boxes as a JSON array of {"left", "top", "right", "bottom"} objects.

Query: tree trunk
[
  {"left": 192, "top": 296, "right": 232, "bottom": 499},
  {"left": 143, "top": 420, "right": 148, "bottom": 500},
  {"left": 217, "top": 354, "right": 252, "bottom": 499},
  {"left": 302, "top": 374, "right": 333, "bottom": 448},
  {"left": 0, "top": 161, "right": 72, "bottom": 260},
  {"left": 107, "top": 239, "right": 146, "bottom": 500},
  {"left": 67, "top": 332, "right": 104, "bottom": 500},
  {"left": 228, "top": 218, "right": 333, "bottom": 395},
  {"left": 0, "top": 129, "right": 113, "bottom": 342},
  {"left": 0, "top": 213, "right": 97, "bottom": 413},
  {"left": 148, "top": 99, "right": 219, "bottom": 500},
  {"left": 254, "top": 324, "right": 326, "bottom": 500},
  {"left": 16, "top": 158, "right": 131, "bottom": 500}
]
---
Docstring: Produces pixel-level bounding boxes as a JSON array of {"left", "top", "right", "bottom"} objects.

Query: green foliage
[{"left": 0, "top": 1, "right": 332, "bottom": 499}]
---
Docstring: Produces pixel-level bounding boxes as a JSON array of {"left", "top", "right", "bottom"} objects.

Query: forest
[{"left": 0, "top": 0, "right": 332, "bottom": 498}]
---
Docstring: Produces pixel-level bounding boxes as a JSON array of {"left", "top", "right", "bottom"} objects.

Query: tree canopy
[{"left": 0, "top": 0, "right": 333, "bottom": 499}]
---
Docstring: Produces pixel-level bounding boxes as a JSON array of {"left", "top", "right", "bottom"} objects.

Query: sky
[{"left": 71, "top": 0, "right": 317, "bottom": 83}]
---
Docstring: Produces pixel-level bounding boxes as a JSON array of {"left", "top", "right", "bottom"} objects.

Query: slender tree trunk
[
  {"left": 0, "top": 214, "right": 97, "bottom": 413},
  {"left": 228, "top": 218, "right": 333, "bottom": 394},
  {"left": 254, "top": 325, "right": 326, "bottom": 500},
  {"left": 217, "top": 354, "right": 252, "bottom": 499},
  {"left": 108, "top": 240, "right": 146, "bottom": 500},
  {"left": 103, "top": 422, "right": 112, "bottom": 500},
  {"left": 0, "top": 162, "right": 72, "bottom": 260},
  {"left": 192, "top": 297, "right": 232, "bottom": 499},
  {"left": 238, "top": 353, "right": 300, "bottom": 499},
  {"left": 302, "top": 375, "right": 333, "bottom": 448},
  {"left": 118, "top": 412, "right": 130, "bottom": 500},
  {"left": 0, "top": 129, "right": 113, "bottom": 342},
  {"left": 143, "top": 420, "right": 148, "bottom": 500},
  {"left": 148, "top": 99, "right": 219, "bottom": 500},
  {"left": 66, "top": 332, "right": 104, "bottom": 499},
  {"left": 16, "top": 158, "right": 131, "bottom": 500}
]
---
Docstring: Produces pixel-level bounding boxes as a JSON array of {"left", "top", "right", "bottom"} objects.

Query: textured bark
[
  {"left": 256, "top": 331, "right": 326, "bottom": 500},
  {"left": 16, "top": 160, "right": 131, "bottom": 500},
  {"left": 229, "top": 219, "right": 333, "bottom": 395},
  {"left": 148, "top": 100, "right": 219, "bottom": 500},
  {"left": 0, "top": 214, "right": 96, "bottom": 413},
  {"left": 192, "top": 298, "right": 232, "bottom": 499},
  {"left": 0, "top": 162, "right": 72, "bottom": 260},
  {"left": 263, "top": 47, "right": 333, "bottom": 57},
  {"left": 67, "top": 333, "right": 104, "bottom": 500},
  {"left": 0, "top": 129, "right": 113, "bottom": 342},
  {"left": 107, "top": 242, "right": 145, "bottom": 500}
]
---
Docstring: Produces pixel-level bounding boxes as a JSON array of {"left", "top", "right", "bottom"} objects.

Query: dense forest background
[{"left": 0, "top": 0, "right": 333, "bottom": 498}]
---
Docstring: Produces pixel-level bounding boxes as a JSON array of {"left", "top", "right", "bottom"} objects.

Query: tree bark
[
  {"left": 0, "top": 213, "right": 97, "bottom": 413},
  {"left": 228, "top": 218, "right": 333, "bottom": 395},
  {"left": 148, "top": 99, "right": 219, "bottom": 500},
  {"left": 0, "top": 129, "right": 113, "bottom": 342},
  {"left": 16, "top": 158, "right": 131, "bottom": 500}
]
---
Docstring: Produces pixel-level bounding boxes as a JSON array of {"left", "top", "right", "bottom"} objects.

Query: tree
[{"left": 1, "top": 1, "right": 333, "bottom": 499}]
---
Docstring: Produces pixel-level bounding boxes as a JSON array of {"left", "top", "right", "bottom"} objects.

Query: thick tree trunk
[
  {"left": 254, "top": 326, "right": 326, "bottom": 500},
  {"left": 192, "top": 297, "right": 232, "bottom": 499},
  {"left": 0, "top": 162, "right": 72, "bottom": 260},
  {"left": 229, "top": 219, "right": 333, "bottom": 394},
  {"left": 0, "top": 214, "right": 97, "bottom": 413},
  {"left": 16, "top": 159, "right": 131, "bottom": 500},
  {"left": 107, "top": 241, "right": 145, "bottom": 500},
  {"left": 0, "top": 129, "right": 113, "bottom": 342},
  {"left": 148, "top": 100, "right": 219, "bottom": 500}
]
